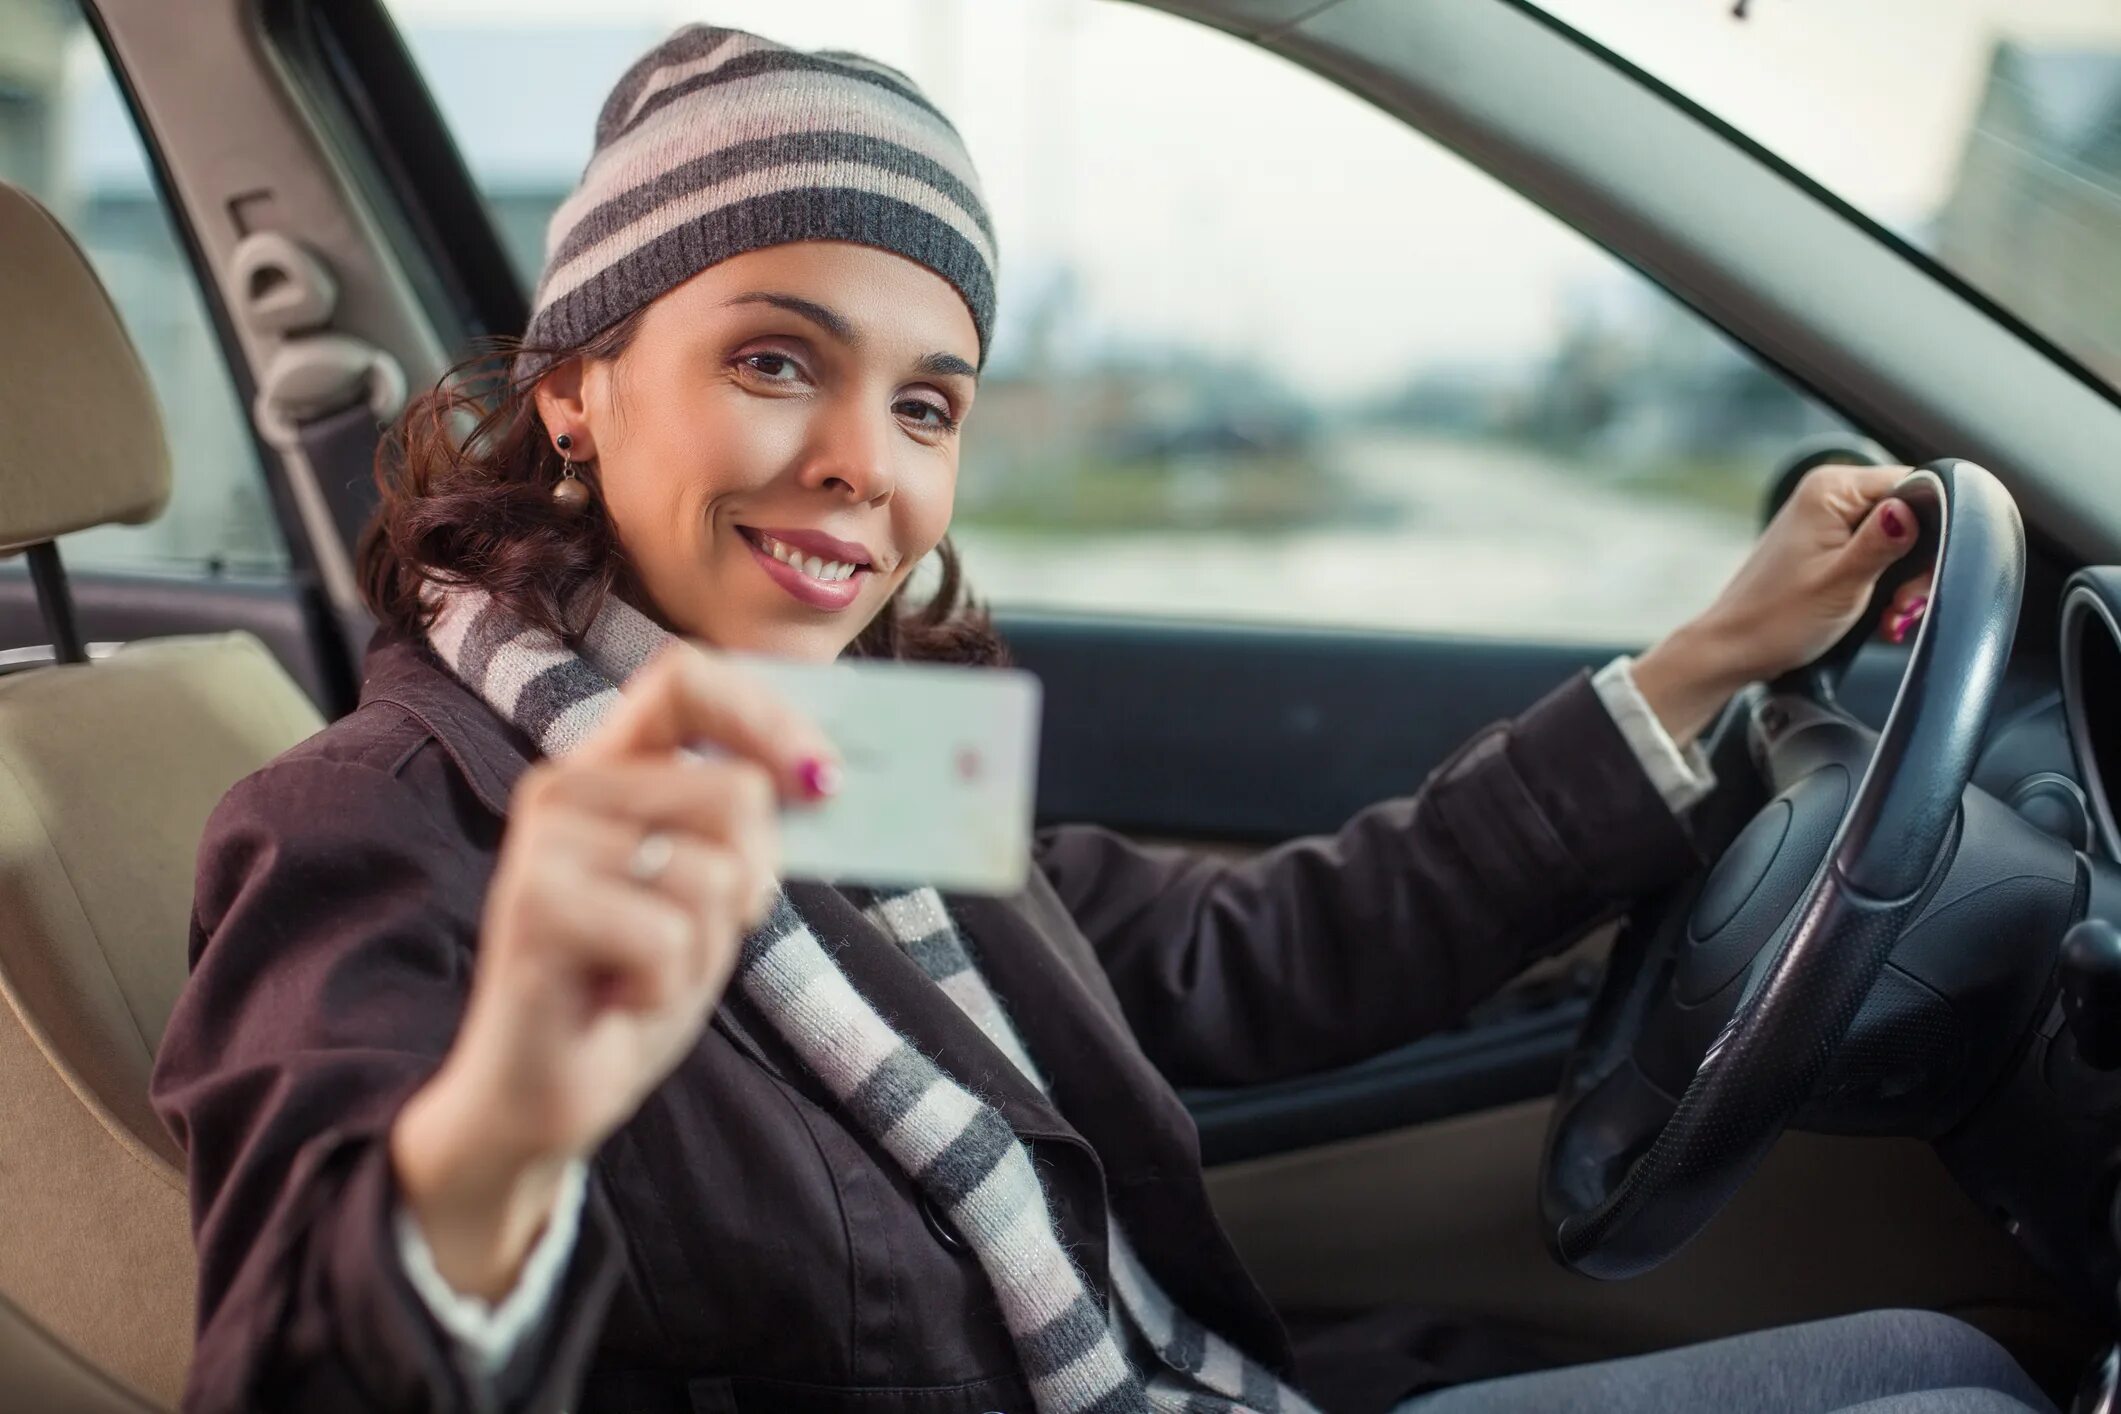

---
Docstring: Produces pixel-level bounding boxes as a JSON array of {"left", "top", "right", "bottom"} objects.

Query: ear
[{"left": 532, "top": 357, "right": 600, "bottom": 459}]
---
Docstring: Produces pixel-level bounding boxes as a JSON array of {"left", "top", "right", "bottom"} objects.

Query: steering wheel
[{"left": 1539, "top": 458, "right": 2025, "bottom": 1279}]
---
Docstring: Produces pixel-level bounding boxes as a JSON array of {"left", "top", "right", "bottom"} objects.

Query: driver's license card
[{"left": 724, "top": 653, "right": 1043, "bottom": 896}]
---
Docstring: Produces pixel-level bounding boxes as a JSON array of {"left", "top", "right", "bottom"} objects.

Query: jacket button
[{"left": 919, "top": 1192, "right": 968, "bottom": 1251}]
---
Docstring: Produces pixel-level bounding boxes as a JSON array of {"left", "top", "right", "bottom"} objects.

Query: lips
[{"left": 737, "top": 525, "right": 872, "bottom": 611}]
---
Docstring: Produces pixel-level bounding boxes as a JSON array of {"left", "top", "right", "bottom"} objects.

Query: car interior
[{"left": 5, "top": 0, "right": 2121, "bottom": 1410}]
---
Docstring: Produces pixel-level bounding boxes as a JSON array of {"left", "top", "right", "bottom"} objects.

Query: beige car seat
[{"left": 0, "top": 181, "right": 324, "bottom": 1410}]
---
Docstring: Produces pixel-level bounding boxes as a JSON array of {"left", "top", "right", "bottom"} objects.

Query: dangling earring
[{"left": 551, "top": 432, "right": 591, "bottom": 513}]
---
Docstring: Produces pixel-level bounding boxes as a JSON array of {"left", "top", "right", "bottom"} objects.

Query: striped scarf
[{"left": 424, "top": 588, "right": 1321, "bottom": 1414}]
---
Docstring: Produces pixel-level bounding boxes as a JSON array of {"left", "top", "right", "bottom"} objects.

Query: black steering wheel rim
[{"left": 1539, "top": 458, "right": 2024, "bottom": 1279}]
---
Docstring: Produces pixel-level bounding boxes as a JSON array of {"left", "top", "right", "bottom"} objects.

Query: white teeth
[{"left": 754, "top": 532, "right": 861, "bottom": 583}]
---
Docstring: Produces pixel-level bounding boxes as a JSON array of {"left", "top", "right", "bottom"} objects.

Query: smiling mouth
[{"left": 736, "top": 527, "right": 871, "bottom": 583}]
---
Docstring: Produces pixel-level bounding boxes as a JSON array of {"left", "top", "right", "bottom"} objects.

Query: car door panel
[
  {"left": 1002, "top": 609, "right": 1914, "bottom": 1164},
  {"left": 1009, "top": 611, "right": 1910, "bottom": 842},
  {"left": 1007, "top": 613, "right": 1640, "bottom": 841}
]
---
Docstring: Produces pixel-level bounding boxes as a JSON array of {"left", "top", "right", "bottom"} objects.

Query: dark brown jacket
[{"left": 149, "top": 632, "right": 1698, "bottom": 1414}]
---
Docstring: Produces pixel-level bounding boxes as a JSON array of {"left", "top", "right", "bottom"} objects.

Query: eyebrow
[
  {"left": 723, "top": 291, "right": 978, "bottom": 382},
  {"left": 915, "top": 351, "right": 978, "bottom": 380}
]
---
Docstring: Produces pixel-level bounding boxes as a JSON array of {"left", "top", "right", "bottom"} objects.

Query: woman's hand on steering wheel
[
  {"left": 1633, "top": 463, "right": 1938, "bottom": 749},
  {"left": 1544, "top": 458, "right": 2025, "bottom": 1279}
]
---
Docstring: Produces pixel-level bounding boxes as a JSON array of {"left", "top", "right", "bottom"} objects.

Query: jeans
[{"left": 1393, "top": 1310, "right": 2060, "bottom": 1413}]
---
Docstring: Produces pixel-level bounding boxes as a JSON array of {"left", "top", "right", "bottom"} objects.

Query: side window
[
  {"left": 0, "top": 0, "right": 285, "bottom": 577},
  {"left": 389, "top": 0, "right": 1848, "bottom": 644}
]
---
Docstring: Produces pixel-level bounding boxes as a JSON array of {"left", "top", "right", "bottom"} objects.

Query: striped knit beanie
[{"left": 520, "top": 24, "right": 998, "bottom": 377}]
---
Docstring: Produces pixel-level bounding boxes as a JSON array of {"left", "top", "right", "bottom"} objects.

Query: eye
[
  {"left": 896, "top": 396, "right": 959, "bottom": 433},
  {"left": 736, "top": 350, "right": 807, "bottom": 383}
]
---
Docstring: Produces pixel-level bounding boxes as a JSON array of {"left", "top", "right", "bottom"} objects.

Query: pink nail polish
[
  {"left": 797, "top": 757, "right": 840, "bottom": 800},
  {"left": 1880, "top": 505, "right": 1907, "bottom": 539},
  {"left": 1904, "top": 595, "right": 1929, "bottom": 619}
]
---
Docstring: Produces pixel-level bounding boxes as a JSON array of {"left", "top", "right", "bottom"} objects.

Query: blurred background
[{"left": 3, "top": 0, "right": 2117, "bottom": 643}]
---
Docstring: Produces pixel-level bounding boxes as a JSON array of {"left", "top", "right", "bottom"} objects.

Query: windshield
[{"left": 1537, "top": 0, "right": 2121, "bottom": 396}]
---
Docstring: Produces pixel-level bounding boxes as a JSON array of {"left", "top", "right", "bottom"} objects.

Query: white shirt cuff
[
  {"left": 393, "top": 1157, "right": 589, "bottom": 1377},
  {"left": 1591, "top": 654, "right": 1717, "bottom": 816}
]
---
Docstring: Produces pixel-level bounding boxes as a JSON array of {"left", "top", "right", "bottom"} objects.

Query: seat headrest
[{"left": 0, "top": 182, "right": 170, "bottom": 554}]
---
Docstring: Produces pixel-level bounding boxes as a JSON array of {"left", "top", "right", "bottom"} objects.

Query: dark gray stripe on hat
[
  {"left": 844, "top": 1044, "right": 935, "bottom": 1134},
  {"left": 514, "top": 656, "right": 608, "bottom": 744},
  {"left": 618, "top": 49, "right": 952, "bottom": 142},
  {"left": 1022, "top": 1290, "right": 1117, "bottom": 1378},
  {"left": 455, "top": 598, "right": 530, "bottom": 694},
  {"left": 595, "top": 26, "right": 740, "bottom": 147},
  {"left": 920, "top": 1105, "right": 1015, "bottom": 1209},
  {"left": 549, "top": 129, "right": 994, "bottom": 274},
  {"left": 526, "top": 189, "right": 995, "bottom": 369}
]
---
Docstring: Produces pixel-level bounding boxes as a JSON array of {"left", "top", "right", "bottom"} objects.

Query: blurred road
[{"left": 954, "top": 431, "right": 1760, "bottom": 644}]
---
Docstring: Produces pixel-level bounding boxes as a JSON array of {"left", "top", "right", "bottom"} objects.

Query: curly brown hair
[{"left": 357, "top": 316, "right": 1007, "bottom": 667}]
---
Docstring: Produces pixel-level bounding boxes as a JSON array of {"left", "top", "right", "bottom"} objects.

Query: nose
[{"left": 796, "top": 393, "right": 895, "bottom": 504}]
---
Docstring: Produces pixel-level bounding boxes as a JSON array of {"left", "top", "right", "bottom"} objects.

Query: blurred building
[{"left": 1934, "top": 43, "right": 2121, "bottom": 384}]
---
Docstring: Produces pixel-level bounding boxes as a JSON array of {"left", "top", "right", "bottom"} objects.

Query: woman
[{"left": 150, "top": 23, "right": 2045, "bottom": 1414}]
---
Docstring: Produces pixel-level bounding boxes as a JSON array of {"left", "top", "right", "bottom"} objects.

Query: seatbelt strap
[{"left": 290, "top": 398, "right": 385, "bottom": 543}]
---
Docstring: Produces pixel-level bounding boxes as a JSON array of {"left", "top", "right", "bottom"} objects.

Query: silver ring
[{"left": 625, "top": 830, "right": 676, "bottom": 886}]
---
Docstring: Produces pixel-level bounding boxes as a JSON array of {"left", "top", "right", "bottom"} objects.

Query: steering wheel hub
[
  {"left": 1677, "top": 768, "right": 1850, "bottom": 1005},
  {"left": 1689, "top": 800, "right": 1791, "bottom": 942}
]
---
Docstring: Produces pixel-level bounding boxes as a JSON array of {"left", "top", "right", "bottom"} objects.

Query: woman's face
[{"left": 537, "top": 241, "right": 979, "bottom": 661}]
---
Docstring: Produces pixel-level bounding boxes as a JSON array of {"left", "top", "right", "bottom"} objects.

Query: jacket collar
[{"left": 360, "top": 630, "right": 540, "bottom": 816}]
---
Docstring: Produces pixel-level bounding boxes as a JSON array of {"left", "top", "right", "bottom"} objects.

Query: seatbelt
[
  {"left": 283, "top": 400, "right": 390, "bottom": 699},
  {"left": 235, "top": 229, "right": 406, "bottom": 550},
  {"left": 232, "top": 230, "right": 406, "bottom": 710},
  {"left": 286, "top": 397, "right": 389, "bottom": 550}
]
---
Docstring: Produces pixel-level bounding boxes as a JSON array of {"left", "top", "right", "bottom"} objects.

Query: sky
[
  {"left": 372, "top": 0, "right": 1635, "bottom": 388},
  {"left": 98, "top": 0, "right": 2118, "bottom": 397}
]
